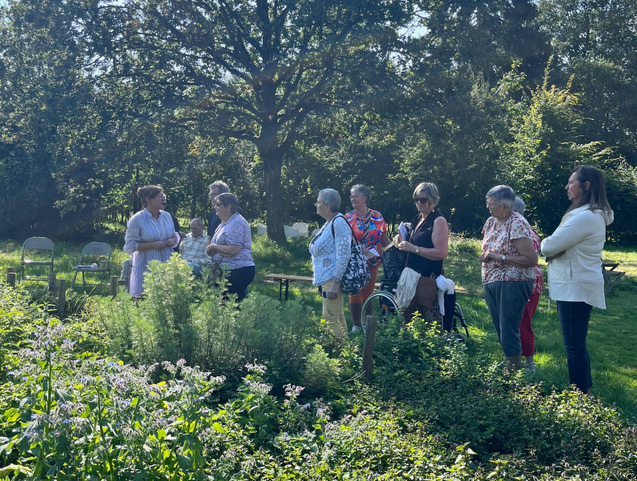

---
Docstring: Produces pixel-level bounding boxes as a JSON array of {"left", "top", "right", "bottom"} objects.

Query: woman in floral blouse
[
  {"left": 480, "top": 185, "right": 538, "bottom": 370},
  {"left": 345, "top": 184, "right": 391, "bottom": 332},
  {"left": 206, "top": 193, "right": 255, "bottom": 301}
]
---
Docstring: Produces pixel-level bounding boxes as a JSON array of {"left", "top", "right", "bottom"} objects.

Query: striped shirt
[{"left": 124, "top": 209, "right": 178, "bottom": 297}]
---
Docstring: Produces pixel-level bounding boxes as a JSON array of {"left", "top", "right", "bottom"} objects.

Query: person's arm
[
  {"left": 137, "top": 241, "right": 168, "bottom": 252},
  {"left": 326, "top": 217, "right": 351, "bottom": 297},
  {"left": 541, "top": 211, "right": 600, "bottom": 258},
  {"left": 206, "top": 217, "right": 248, "bottom": 258},
  {"left": 207, "top": 243, "right": 240, "bottom": 257},
  {"left": 484, "top": 236, "right": 537, "bottom": 267},
  {"left": 397, "top": 216, "right": 449, "bottom": 261},
  {"left": 380, "top": 232, "right": 392, "bottom": 248},
  {"left": 124, "top": 215, "right": 166, "bottom": 253}
]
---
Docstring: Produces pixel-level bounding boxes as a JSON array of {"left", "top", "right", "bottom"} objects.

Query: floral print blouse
[{"left": 481, "top": 212, "right": 535, "bottom": 285}]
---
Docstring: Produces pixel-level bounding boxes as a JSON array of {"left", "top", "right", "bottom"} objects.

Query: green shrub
[
  {"left": 302, "top": 344, "right": 341, "bottom": 395},
  {"left": 92, "top": 256, "right": 320, "bottom": 388}
]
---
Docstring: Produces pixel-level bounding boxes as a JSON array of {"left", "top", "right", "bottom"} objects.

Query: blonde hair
[{"left": 412, "top": 182, "right": 440, "bottom": 209}]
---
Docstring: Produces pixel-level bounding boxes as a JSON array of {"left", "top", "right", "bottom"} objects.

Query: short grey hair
[
  {"left": 318, "top": 188, "right": 341, "bottom": 213},
  {"left": 351, "top": 184, "right": 372, "bottom": 205},
  {"left": 208, "top": 181, "right": 230, "bottom": 194},
  {"left": 215, "top": 192, "right": 239, "bottom": 214},
  {"left": 190, "top": 217, "right": 204, "bottom": 228},
  {"left": 512, "top": 196, "right": 526, "bottom": 215},
  {"left": 486, "top": 185, "right": 515, "bottom": 209}
]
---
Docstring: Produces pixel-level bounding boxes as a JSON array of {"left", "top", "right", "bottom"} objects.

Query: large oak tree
[{"left": 98, "top": 0, "right": 411, "bottom": 241}]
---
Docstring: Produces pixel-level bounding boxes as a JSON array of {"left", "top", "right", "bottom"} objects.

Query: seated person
[{"left": 180, "top": 218, "right": 212, "bottom": 275}]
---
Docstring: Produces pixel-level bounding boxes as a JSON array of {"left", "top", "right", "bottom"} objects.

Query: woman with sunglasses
[{"left": 396, "top": 182, "right": 449, "bottom": 324}]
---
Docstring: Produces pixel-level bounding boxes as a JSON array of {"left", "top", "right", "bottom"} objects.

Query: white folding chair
[
  {"left": 71, "top": 242, "right": 112, "bottom": 291},
  {"left": 19, "top": 237, "right": 54, "bottom": 283}
]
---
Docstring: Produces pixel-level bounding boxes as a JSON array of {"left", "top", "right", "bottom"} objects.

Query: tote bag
[{"left": 331, "top": 216, "right": 371, "bottom": 295}]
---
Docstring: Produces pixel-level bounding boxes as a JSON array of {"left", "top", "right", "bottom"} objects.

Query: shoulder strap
[{"left": 331, "top": 214, "right": 355, "bottom": 245}]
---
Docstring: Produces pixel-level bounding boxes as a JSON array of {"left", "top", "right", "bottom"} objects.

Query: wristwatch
[
  {"left": 501, "top": 254, "right": 506, "bottom": 261},
  {"left": 415, "top": 247, "right": 420, "bottom": 254}
]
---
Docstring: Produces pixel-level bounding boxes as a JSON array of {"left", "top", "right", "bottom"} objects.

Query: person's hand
[
  {"left": 479, "top": 250, "right": 493, "bottom": 263},
  {"left": 206, "top": 244, "right": 216, "bottom": 256},
  {"left": 165, "top": 237, "right": 177, "bottom": 248},
  {"left": 545, "top": 251, "right": 565, "bottom": 262},
  {"left": 397, "top": 241, "right": 417, "bottom": 253},
  {"left": 152, "top": 241, "right": 167, "bottom": 250},
  {"left": 325, "top": 282, "right": 341, "bottom": 299}
]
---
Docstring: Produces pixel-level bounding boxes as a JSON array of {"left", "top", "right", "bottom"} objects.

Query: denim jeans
[
  {"left": 187, "top": 262, "right": 203, "bottom": 276},
  {"left": 556, "top": 301, "right": 593, "bottom": 392}
]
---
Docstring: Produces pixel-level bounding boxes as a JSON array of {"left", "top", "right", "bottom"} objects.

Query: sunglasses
[{"left": 413, "top": 197, "right": 429, "bottom": 204}]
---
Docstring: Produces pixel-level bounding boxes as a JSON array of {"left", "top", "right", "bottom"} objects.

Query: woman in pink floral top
[
  {"left": 480, "top": 185, "right": 538, "bottom": 370},
  {"left": 345, "top": 184, "right": 391, "bottom": 332}
]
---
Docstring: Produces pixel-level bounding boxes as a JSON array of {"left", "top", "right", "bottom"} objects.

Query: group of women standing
[
  {"left": 312, "top": 165, "right": 612, "bottom": 395},
  {"left": 310, "top": 181, "right": 450, "bottom": 337},
  {"left": 480, "top": 166, "right": 613, "bottom": 394},
  {"left": 126, "top": 165, "right": 613, "bottom": 396},
  {"left": 124, "top": 185, "right": 254, "bottom": 300}
]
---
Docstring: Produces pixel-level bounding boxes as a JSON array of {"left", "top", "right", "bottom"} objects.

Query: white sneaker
[{"left": 351, "top": 326, "right": 363, "bottom": 334}]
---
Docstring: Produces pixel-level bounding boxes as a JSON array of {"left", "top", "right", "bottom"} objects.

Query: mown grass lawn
[{"left": 2, "top": 233, "right": 636, "bottom": 423}]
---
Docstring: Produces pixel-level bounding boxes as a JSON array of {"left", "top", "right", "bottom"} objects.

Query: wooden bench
[
  {"left": 265, "top": 273, "right": 382, "bottom": 301},
  {"left": 265, "top": 273, "right": 314, "bottom": 301},
  {"left": 603, "top": 262, "right": 625, "bottom": 296}
]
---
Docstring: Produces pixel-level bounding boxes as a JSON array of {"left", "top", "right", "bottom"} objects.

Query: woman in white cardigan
[
  {"left": 541, "top": 166, "right": 614, "bottom": 394},
  {"left": 309, "top": 188, "right": 352, "bottom": 339}
]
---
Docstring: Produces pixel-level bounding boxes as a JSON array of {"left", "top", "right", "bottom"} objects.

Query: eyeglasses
[
  {"left": 486, "top": 200, "right": 498, "bottom": 208},
  {"left": 413, "top": 197, "right": 429, "bottom": 204}
]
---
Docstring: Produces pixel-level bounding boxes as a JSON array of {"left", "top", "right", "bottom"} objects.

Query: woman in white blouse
[
  {"left": 124, "top": 185, "right": 179, "bottom": 298},
  {"left": 309, "top": 188, "right": 352, "bottom": 338},
  {"left": 541, "top": 166, "right": 614, "bottom": 394}
]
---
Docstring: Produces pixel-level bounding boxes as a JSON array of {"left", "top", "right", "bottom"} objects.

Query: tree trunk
[{"left": 262, "top": 147, "right": 286, "bottom": 243}]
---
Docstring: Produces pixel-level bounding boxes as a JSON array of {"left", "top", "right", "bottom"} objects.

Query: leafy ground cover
[{"left": 1, "top": 235, "right": 636, "bottom": 479}]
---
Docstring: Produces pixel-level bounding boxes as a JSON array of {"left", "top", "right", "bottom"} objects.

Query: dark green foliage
[{"left": 2, "top": 282, "right": 637, "bottom": 479}]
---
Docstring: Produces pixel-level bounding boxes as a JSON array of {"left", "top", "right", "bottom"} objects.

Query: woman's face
[
  {"left": 215, "top": 201, "right": 232, "bottom": 221},
  {"left": 413, "top": 191, "right": 432, "bottom": 216},
  {"left": 350, "top": 190, "right": 367, "bottom": 211},
  {"left": 486, "top": 196, "right": 505, "bottom": 219},
  {"left": 146, "top": 191, "right": 166, "bottom": 211},
  {"left": 315, "top": 197, "right": 331, "bottom": 220},
  {"left": 566, "top": 172, "right": 586, "bottom": 204}
]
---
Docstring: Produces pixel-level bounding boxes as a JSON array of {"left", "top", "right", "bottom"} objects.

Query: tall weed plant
[{"left": 92, "top": 256, "right": 320, "bottom": 388}]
